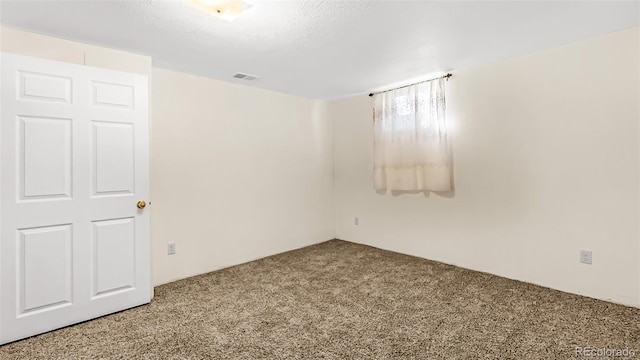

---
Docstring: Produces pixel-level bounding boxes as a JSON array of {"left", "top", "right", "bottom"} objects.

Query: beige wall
[
  {"left": 0, "top": 27, "right": 152, "bottom": 76},
  {"left": 1, "top": 26, "right": 335, "bottom": 287},
  {"left": 3, "top": 25, "right": 639, "bottom": 307},
  {"left": 151, "top": 68, "right": 335, "bottom": 285},
  {"left": 332, "top": 27, "right": 640, "bottom": 307}
]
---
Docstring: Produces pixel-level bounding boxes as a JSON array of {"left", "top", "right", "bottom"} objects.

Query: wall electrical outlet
[
  {"left": 354, "top": 217, "right": 359, "bottom": 225},
  {"left": 580, "top": 250, "right": 592, "bottom": 265},
  {"left": 168, "top": 242, "right": 176, "bottom": 255}
]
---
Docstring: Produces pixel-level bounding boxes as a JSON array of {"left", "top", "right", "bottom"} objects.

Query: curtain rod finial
[{"left": 369, "top": 93, "right": 374, "bottom": 97}]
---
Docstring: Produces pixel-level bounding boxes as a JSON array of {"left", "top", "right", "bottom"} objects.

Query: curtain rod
[{"left": 368, "top": 73, "right": 453, "bottom": 97}]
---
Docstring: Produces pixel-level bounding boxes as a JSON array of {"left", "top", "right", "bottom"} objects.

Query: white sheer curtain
[{"left": 373, "top": 77, "right": 451, "bottom": 192}]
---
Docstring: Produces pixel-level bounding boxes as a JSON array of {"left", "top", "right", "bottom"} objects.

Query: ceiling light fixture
[{"left": 188, "top": 0, "right": 253, "bottom": 22}]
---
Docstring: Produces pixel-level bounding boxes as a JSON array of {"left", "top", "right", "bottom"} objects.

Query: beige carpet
[{"left": 1, "top": 239, "right": 639, "bottom": 359}]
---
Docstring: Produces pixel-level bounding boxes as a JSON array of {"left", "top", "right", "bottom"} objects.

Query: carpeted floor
[{"left": 1, "top": 239, "right": 639, "bottom": 359}]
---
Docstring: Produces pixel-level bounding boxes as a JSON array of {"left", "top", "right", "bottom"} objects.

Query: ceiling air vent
[{"left": 233, "top": 72, "right": 259, "bottom": 81}]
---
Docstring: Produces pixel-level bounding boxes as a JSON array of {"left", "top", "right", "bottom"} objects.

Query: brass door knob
[{"left": 137, "top": 200, "right": 147, "bottom": 209}]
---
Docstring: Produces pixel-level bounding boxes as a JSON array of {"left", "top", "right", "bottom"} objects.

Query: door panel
[
  {"left": 19, "top": 71, "right": 72, "bottom": 104},
  {"left": 18, "top": 224, "right": 73, "bottom": 315},
  {"left": 92, "top": 121, "right": 135, "bottom": 196},
  {"left": 1, "top": 53, "right": 150, "bottom": 344},
  {"left": 91, "top": 81, "right": 134, "bottom": 110},
  {"left": 91, "top": 217, "right": 136, "bottom": 298},
  {"left": 19, "top": 115, "right": 73, "bottom": 200}
]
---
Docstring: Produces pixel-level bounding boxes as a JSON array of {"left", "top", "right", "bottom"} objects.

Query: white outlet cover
[{"left": 580, "top": 250, "right": 592, "bottom": 264}]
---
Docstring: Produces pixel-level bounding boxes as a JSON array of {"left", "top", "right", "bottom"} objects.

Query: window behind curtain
[{"left": 372, "top": 77, "right": 452, "bottom": 192}]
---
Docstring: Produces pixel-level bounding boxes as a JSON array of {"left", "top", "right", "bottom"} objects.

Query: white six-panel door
[{"left": 0, "top": 53, "right": 150, "bottom": 344}]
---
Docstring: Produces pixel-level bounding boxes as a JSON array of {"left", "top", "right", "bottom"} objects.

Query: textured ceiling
[{"left": 1, "top": 1, "right": 638, "bottom": 100}]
